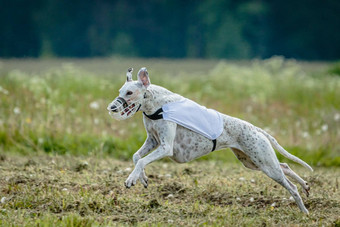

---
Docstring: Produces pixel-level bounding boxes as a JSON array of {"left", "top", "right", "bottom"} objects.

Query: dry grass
[{"left": 0, "top": 154, "right": 339, "bottom": 226}]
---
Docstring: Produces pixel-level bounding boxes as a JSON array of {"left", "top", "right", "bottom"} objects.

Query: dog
[{"left": 107, "top": 67, "right": 313, "bottom": 214}]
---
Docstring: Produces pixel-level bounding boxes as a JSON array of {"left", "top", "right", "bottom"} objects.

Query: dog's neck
[{"left": 141, "top": 84, "right": 182, "bottom": 114}]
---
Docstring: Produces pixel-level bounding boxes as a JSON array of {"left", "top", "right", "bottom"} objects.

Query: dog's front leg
[
  {"left": 132, "top": 135, "right": 158, "bottom": 186},
  {"left": 133, "top": 136, "right": 158, "bottom": 165},
  {"left": 125, "top": 121, "right": 176, "bottom": 188}
]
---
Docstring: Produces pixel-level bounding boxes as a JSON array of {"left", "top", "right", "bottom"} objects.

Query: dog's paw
[
  {"left": 125, "top": 178, "right": 137, "bottom": 188},
  {"left": 140, "top": 170, "right": 148, "bottom": 188},
  {"left": 302, "top": 182, "right": 310, "bottom": 197},
  {"left": 125, "top": 171, "right": 139, "bottom": 188},
  {"left": 125, "top": 169, "right": 148, "bottom": 189},
  {"left": 124, "top": 181, "right": 131, "bottom": 189}
]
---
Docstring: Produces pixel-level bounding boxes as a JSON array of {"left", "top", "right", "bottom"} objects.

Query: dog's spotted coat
[{"left": 108, "top": 68, "right": 313, "bottom": 214}]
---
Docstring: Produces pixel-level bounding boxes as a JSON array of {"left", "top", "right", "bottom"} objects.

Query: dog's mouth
[
  {"left": 108, "top": 97, "right": 141, "bottom": 120},
  {"left": 123, "top": 103, "right": 136, "bottom": 116}
]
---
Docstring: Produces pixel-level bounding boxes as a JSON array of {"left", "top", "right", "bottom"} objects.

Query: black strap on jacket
[
  {"left": 143, "top": 108, "right": 163, "bottom": 120},
  {"left": 211, "top": 139, "right": 217, "bottom": 152},
  {"left": 143, "top": 108, "right": 217, "bottom": 152}
]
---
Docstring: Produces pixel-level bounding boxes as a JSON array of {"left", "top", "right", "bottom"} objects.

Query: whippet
[{"left": 107, "top": 67, "right": 313, "bottom": 214}]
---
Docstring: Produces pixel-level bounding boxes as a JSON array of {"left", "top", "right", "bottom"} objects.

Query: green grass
[
  {"left": 0, "top": 154, "right": 339, "bottom": 226},
  {"left": 0, "top": 57, "right": 339, "bottom": 166}
]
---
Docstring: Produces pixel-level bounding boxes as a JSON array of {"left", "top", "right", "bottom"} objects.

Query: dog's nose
[{"left": 110, "top": 105, "right": 118, "bottom": 112}]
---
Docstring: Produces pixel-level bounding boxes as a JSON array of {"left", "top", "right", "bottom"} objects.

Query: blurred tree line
[{"left": 0, "top": 0, "right": 339, "bottom": 60}]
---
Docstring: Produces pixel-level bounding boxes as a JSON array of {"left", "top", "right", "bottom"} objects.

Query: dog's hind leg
[
  {"left": 231, "top": 148, "right": 259, "bottom": 170},
  {"left": 238, "top": 133, "right": 309, "bottom": 213},
  {"left": 260, "top": 163, "right": 309, "bottom": 214},
  {"left": 280, "top": 163, "right": 310, "bottom": 197}
]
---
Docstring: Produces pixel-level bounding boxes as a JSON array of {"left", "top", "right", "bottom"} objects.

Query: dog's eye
[{"left": 126, "top": 91, "right": 133, "bottom": 96}]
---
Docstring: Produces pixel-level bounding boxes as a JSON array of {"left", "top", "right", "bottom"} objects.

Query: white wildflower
[
  {"left": 270, "top": 202, "right": 276, "bottom": 207},
  {"left": 62, "top": 188, "right": 68, "bottom": 192},
  {"left": 82, "top": 161, "right": 89, "bottom": 166},
  {"left": 167, "top": 219, "right": 174, "bottom": 224},
  {"left": 69, "top": 108, "right": 76, "bottom": 114},
  {"left": 250, "top": 179, "right": 256, "bottom": 183},
  {"left": 116, "top": 170, "right": 123, "bottom": 174},
  {"left": 321, "top": 124, "right": 328, "bottom": 132},
  {"left": 236, "top": 197, "right": 241, "bottom": 201},
  {"left": 249, "top": 197, "right": 255, "bottom": 202},
  {"left": 302, "top": 132, "right": 310, "bottom": 138},
  {"left": 165, "top": 173, "right": 172, "bottom": 178},
  {"left": 295, "top": 121, "right": 301, "bottom": 127},
  {"left": 1, "top": 197, "right": 6, "bottom": 204},
  {"left": 89, "top": 101, "right": 100, "bottom": 110},
  {"left": 13, "top": 107, "right": 21, "bottom": 115},
  {"left": 239, "top": 177, "right": 245, "bottom": 181},
  {"left": 166, "top": 194, "right": 174, "bottom": 199},
  {"left": 124, "top": 167, "right": 132, "bottom": 172},
  {"left": 38, "top": 138, "right": 44, "bottom": 144},
  {"left": 334, "top": 113, "right": 340, "bottom": 121},
  {"left": 289, "top": 196, "right": 294, "bottom": 201},
  {"left": 0, "top": 86, "right": 9, "bottom": 95}
]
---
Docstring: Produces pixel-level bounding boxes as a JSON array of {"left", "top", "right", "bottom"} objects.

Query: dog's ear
[
  {"left": 137, "top": 67, "right": 151, "bottom": 88},
  {"left": 126, "top": 68, "right": 133, "bottom": 82}
]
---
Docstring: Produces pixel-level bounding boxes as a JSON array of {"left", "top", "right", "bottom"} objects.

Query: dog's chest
[{"left": 145, "top": 119, "right": 215, "bottom": 163}]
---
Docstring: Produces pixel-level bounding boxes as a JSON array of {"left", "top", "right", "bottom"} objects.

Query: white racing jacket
[{"left": 144, "top": 98, "right": 223, "bottom": 140}]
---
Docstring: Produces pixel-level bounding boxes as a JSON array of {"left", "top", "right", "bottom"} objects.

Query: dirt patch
[
  {"left": 158, "top": 182, "right": 187, "bottom": 197},
  {"left": 0, "top": 154, "right": 6, "bottom": 162},
  {"left": 305, "top": 197, "right": 340, "bottom": 210},
  {"left": 24, "top": 159, "right": 37, "bottom": 167},
  {"left": 308, "top": 175, "right": 324, "bottom": 186},
  {"left": 200, "top": 192, "right": 234, "bottom": 205},
  {"left": 74, "top": 161, "right": 89, "bottom": 172}
]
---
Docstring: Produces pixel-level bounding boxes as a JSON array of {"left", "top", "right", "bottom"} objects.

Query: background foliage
[
  {"left": 0, "top": 57, "right": 339, "bottom": 166},
  {"left": 1, "top": 0, "right": 340, "bottom": 59}
]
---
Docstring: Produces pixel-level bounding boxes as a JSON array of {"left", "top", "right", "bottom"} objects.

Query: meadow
[{"left": 0, "top": 57, "right": 339, "bottom": 226}]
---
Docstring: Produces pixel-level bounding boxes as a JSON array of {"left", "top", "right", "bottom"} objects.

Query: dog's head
[{"left": 107, "top": 67, "right": 151, "bottom": 120}]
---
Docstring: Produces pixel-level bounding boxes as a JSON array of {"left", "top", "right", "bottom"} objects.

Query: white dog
[{"left": 107, "top": 68, "right": 313, "bottom": 214}]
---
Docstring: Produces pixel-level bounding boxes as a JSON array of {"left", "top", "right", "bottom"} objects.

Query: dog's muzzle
[{"left": 107, "top": 97, "right": 141, "bottom": 121}]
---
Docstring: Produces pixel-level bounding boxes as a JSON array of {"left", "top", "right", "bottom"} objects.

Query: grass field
[
  {"left": 0, "top": 154, "right": 339, "bottom": 226},
  {"left": 0, "top": 57, "right": 340, "bottom": 226}
]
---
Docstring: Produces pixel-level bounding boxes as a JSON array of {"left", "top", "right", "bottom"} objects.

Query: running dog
[{"left": 107, "top": 67, "right": 313, "bottom": 214}]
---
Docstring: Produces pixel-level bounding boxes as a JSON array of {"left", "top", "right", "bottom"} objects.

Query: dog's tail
[{"left": 257, "top": 127, "right": 313, "bottom": 172}]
